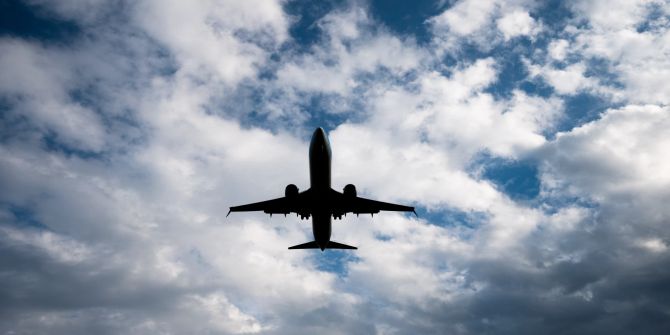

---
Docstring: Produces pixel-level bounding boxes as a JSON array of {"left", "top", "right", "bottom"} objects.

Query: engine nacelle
[
  {"left": 343, "top": 184, "right": 357, "bottom": 197},
  {"left": 285, "top": 184, "right": 299, "bottom": 198}
]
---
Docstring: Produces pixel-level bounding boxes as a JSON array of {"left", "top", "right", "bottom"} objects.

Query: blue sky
[{"left": 1, "top": 0, "right": 670, "bottom": 334}]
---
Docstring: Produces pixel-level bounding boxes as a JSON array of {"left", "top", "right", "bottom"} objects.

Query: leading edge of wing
[
  {"left": 227, "top": 189, "right": 312, "bottom": 217},
  {"left": 227, "top": 197, "right": 290, "bottom": 217}
]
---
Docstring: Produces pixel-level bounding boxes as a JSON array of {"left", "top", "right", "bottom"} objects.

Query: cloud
[
  {"left": 547, "top": 39, "right": 569, "bottom": 61},
  {"left": 275, "top": 8, "right": 425, "bottom": 96},
  {"left": 431, "top": 0, "right": 498, "bottom": 36},
  {"left": 133, "top": 0, "right": 289, "bottom": 86},
  {"left": 496, "top": 9, "right": 540, "bottom": 41},
  {"left": 523, "top": 0, "right": 670, "bottom": 104},
  {"left": 0, "top": 38, "right": 106, "bottom": 151},
  {"left": 527, "top": 62, "right": 598, "bottom": 95},
  {"left": 541, "top": 104, "right": 670, "bottom": 198},
  {"left": 358, "top": 58, "right": 562, "bottom": 162},
  {"left": 429, "top": 0, "right": 540, "bottom": 53}
]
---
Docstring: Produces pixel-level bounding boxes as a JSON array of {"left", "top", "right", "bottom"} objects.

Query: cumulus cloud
[
  {"left": 525, "top": 0, "right": 670, "bottom": 104},
  {"left": 547, "top": 39, "right": 570, "bottom": 61},
  {"left": 429, "top": 0, "right": 540, "bottom": 52},
  {"left": 431, "top": 0, "right": 498, "bottom": 36},
  {"left": 0, "top": 39, "right": 106, "bottom": 151},
  {"left": 276, "top": 8, "right": 425, "bottom": 96},
  {"left": 496, "top": 9, "right": 540, "bottom": 41},
  {"left": 134, "top": 0, "right": 289, "bottom": 86},
  {"left": 527, "top": 62, "right": 598, "bottom": 95},
  {"left": 541, "top": 104, "right": 670, "bottom": 200}
]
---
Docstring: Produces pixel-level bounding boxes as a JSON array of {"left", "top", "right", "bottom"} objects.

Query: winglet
[
  {"left": 226, "top": 209, "right": 231, "bottom": 218},
  {"left": 413, "top": 209, "right": 418, "bottom": 217}
]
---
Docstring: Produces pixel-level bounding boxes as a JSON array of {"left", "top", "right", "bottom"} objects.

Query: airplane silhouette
[{"left": 228, "top": 127, "right": 416, "bottom": 251}]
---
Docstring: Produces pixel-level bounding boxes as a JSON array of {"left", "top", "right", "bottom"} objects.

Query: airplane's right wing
[
  {"left": 347, "top": 196, "right": 415, "bottom": 214},
  {"left": 330, "top": 189, "right": 416, "bottom": 216}
]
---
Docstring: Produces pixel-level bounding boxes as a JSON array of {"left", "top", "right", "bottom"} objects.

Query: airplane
[{"left": 228, "top": 127, "right": 416, "bottom": 251}]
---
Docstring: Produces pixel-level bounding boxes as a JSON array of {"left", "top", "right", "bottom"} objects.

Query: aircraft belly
[
  {"left": 309, "top": 155, "right": 331, "bottom": 189},
  {"left": 312, "top": 213, "right": 332, "bottom": 245}
]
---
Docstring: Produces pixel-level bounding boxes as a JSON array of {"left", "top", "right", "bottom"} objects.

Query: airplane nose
[
  {"left": 309, "top": 126, "right": 331, "bottom": 162},
  {"left": 313, "top": 127, "right": 326, "bottom": 142}
]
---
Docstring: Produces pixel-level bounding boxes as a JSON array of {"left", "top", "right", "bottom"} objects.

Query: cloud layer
[{"left": 1, "top": 0, "right": 669, "bottom": 333}]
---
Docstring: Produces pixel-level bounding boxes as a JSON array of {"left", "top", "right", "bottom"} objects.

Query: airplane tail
[
  {"left": 327, "top": 241, "right": 357, "bottom": 249},
  {"left": 288, "top": 241, "right": 320, "bottom": 249},
  {"left": 288, "top": 241, "right": 357, "bottom": 250}
]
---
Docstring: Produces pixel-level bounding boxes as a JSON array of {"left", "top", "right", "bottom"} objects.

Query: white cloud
[
  {"left": 391, "top": 59, "right": 562, "bottom": 160},
  {"left": 570, "top": 22, "right": 670, "bottom": 103},
  {"left": 134, "top": 0, "right": 288, "bottom": 86},
  {"left": 496, "top": 10, "right": 540, "bottom": 41},
  {"left": 183, "top": 292, "right": 266, "bottom": 333},
  {"left": 527, "top": 0, "right": 670, "bottom": 104},
  {"left": 636, "top": 238, "right": 668, "bottom": 253},
  {"left": 275, "top": 9, "right": 425, "bottom": 95},
  {"left": 545, "top": 206, "right": 589, "bottom": 232},
  {"left": 431, "top": 0, "right": 498, "bottom": 36},
  {"left": 1, "top": 226, "right": 93, "bottom": 264},
  {"left": 527, "top": 62, "right": 597, "bottom": 95},
  {"left": 570, "top": 0, "right": 653, "bottom": 31},
  {"left": 542, "top": 104, "right": 670, "bottom": 198},
  {"left": 429, "top": 0, "right": 541, "bottom": 52},
  {"left": 0, "top": 39, "right": 106, "bottom": 151},
  {"left": 548, "top": 39, "right": 570, "bottom": 61}
]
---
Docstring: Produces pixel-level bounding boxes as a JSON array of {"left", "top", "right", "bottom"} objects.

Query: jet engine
[
  {"left": 285, "top": 184, "right": 299, "bottom": 198},
  {"left": 343, "top": 184, "right": 357, "bottom": 197}
]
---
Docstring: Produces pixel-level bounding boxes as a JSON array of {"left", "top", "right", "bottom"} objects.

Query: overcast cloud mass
[{"left": 1, "top": 0, "right": 670, "bottom": 333}]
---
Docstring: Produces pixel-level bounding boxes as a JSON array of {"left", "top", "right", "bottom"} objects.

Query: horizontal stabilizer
[
  {"left": 288, "top": 241, "right": 358, "bottom": 250},
  {"left": 327, "top": 241, "right": 357, "bottom": 249},
  {"left": 288, "top": 241, "right": 320, "bottom": 249}
]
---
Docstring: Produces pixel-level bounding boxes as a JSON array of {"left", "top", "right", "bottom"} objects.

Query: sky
[{"left": 1, "top": 0, "right": 669, "bottom": 334}]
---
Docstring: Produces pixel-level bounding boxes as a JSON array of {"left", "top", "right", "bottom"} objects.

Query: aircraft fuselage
[{"left": 308, "top": 128, "right": 332, "bottom": 250}]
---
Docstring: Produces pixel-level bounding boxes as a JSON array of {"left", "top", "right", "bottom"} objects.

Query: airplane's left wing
[{"left": 228, "top": 197, "right": 294, "bottom": 216}]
